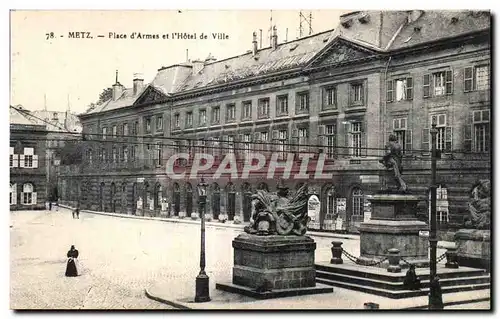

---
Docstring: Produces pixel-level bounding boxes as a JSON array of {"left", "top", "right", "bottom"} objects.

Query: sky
[{"left": 10, "top": 10, "right": 349, "bottom": 114}]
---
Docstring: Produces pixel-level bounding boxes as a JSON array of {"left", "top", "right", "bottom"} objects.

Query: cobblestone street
[{"left": 10, "top": 209, "right": 356, "bottom": 309}]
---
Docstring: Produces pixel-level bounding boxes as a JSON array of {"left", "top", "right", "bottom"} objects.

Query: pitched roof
[
  {"left": 389, "top": 10, "right": 490, "bottom": 50},
  {"left": 85, "top": 85, "right": 146, "bottom": 115},
  {"left": 174, "top": 30, "right": 334, "bottom": 93}
]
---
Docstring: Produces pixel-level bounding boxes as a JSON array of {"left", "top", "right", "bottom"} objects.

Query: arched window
[
  {"left": 10, "top": 184, "right": 17, "bottom": 205},
  {"left": 326, "top": 187, "right": 336, "bottom": 216},
  {"left": 351, "top": 187, "right": 364, "bottom": 221},
  {"left": 22, "top": 183, "right": 36, "bottom": 205}
]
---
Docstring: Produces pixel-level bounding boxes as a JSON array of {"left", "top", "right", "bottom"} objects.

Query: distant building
[
  {"left": 61, "top": 10, "right": 490, "bottom": 232},
  {"left": 10, "top": 107, "right": 48, "bottom": 210}
]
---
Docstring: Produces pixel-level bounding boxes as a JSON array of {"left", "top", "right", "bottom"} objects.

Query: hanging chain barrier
[
  {"left": 341, "top": 249, "right": 388, "bottom": 267},
  {"left": 341, "top": 248, "right": 448, "bottom": 267}
]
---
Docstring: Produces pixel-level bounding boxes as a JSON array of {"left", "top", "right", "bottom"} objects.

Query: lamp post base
[{"left": 195, "top": 272, "right": 211, "bottom": 303}]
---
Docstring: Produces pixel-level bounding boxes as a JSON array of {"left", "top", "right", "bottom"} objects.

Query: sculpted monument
[
  {"left": 216, "top": 180, "right": 333, "bottom": 298},
  {"left": 357, "top": 134, "right": 429, "bottom": 268},
  {"left": 454, "top": 179, "right": 491, "bottom": 270},
  {"left": 244, "top": 182, "right": 310, "bottom": 236}
]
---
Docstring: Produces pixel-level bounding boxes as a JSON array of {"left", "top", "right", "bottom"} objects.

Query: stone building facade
[
  {"left": 60, "top": 10, "right": 491, "bottom": 232},
  {"left": 10, "top": 107, "right": 49, "bottom": 210}
]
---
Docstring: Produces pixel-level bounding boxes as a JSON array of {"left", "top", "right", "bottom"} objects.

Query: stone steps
[
  {"left": 316, "top": 270, "right": 490, "bottom": 291},
  {"left": 314, "top": 263, "right": 490, "bottom": 299}
]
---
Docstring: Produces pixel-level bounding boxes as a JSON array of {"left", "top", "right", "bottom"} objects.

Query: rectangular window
[
  {"left": 326, "top": 124, "right": 336, "bottom": 158},
  {"left": 112, "top": 147, "right": 118, "bottom": 163},
  {"left": 174, "top": 140, "right": 181, "bottom": 165},
  {"left": 10, "top": 147, "right": 16, "bottom": 168},
  {"left": 258, "top": 98, "right": 270, "bottom": 118},
  {"left": 430, "top": 114, "right": 448, "bottom": 151},
  {"left": 112, "top": 125, "right": 117, "bottom": 137},
  {"left": 23, "top": 192, "right": 32, "bottom": 205},
  {"left": 145, "top": 117, "right": 152, "bottom": 133},
  {"left": 186, "top": 112, "right": 193, "bottom": 128},
  {"left": 350, "top": 83, "right": 364, "bottom": 106},
  {"left": 156, "top": 144, "right": 162, "bottom": 166},
  {"left": 23, "top": 147, "right": 34, "bottom": 168},
  {"left": 298, "top": 128, "right": 308, "bottom": 152},
  {"left": 350, "top": 122, "right": 362, "bottom": 157},
  {"left": 123, "top": 146, "right": 128, "bottom": 162},
  {"left": 199, "top": 109, "right": 207, "bottom": 126},
  {"left": 174, "top": 113, "right": 180, "bottom": 128},
  {"left": 242, "top": 101, "right": 252, "bottom": 120},
  {"left": 212, "top": 106, "right": 220, "bottom": 124},
  {"left": 324, "top": 87, "right": 337, "bottom": 109},
  {"left": 243, "top": 134, "right": 251, "bottom": 156},
  {"left": 473, "top": 110, "right": 490, "bottom": 153},
  {"left": 387, "top": 78, "right": 413, "bottom": 102},
  {"left": 261, "top": 131, "right": 269, "bottom": 152},
  {"left": 130, "top": 145, "right": 136, "bottom": 162},
  {"left": 278, "top": 130, "right": 288, "bottom": 160},
  {"left": 123, "top": 123, "right": 129, "bottom": 136},
  {"left": 226, "top": 104, "right": 236, "bottom": 122},
  {"left": 425, "top": 71, "right": 453, "bottom": 97},
  {"left": 227, "top": 136, "right": 235, "bottom": 153},
  {"left": 277, "top": 95, "right": 288, "bottom": 115},
  {"left": 393, "top": 118, "right": 412, "bottom": 154},
  {"left": 297, "top": 92, "right": 310, "bottom": 112},
  {"left": 465, "top": 65, "right": 490, "bottom": 92},
  {"left": 102, "top": 127, "right": 107, "bottom": 140},
  {"left": 156, "top": 115, "right": 163, "bottom": 131}
]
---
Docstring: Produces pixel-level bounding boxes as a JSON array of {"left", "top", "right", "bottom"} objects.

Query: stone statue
[
  {"left": 464, "top": 180, "right": 491, "bottom": 230},
  {"left": 379, "top": 134, "right": 408, "bottom": 193},
  {"left": 244, "top": 180, "right": 310, "bottom": 236}
]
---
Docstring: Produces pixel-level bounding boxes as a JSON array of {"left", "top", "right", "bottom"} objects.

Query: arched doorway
[
  {"left": 350, "top": 187, "right": 364, "bottom": 229},
  {"left": 99, "top": 182, "right": 105, "bottom": 211},
  {"left": 121, "top": 182, "right": 127, "bottom": 214},
  {"left": 321, "top": 186, "right": 336, "bottom": 230},
  {"left": 212, "top": 183, "right": 220, "bottom": 219},
  {"left": 155, "top": 183, "right": 162, "bottom": 210},
  {"left": 132, "top": 182, "right": 137, "bottom": 213},
  {"left": 257, "top": 182, "right": 269, "bottom": 192},
  {"left": 242, "top": 183, "right": 252, "bottom": 222},
  {"left": 110, "top": 182, "right": 116, "bottom": 212},
  {"left": 226, "top": 182, "right": 236, "bottom": 221},
  {"left": 186, "top": 183, "right": 193, "bottom": 217},
  {"left": 173, "top": 183, "right": 180, "bottom": 216}
]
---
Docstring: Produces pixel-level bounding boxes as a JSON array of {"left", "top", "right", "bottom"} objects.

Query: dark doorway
[
  {"left": 242, "top": 183, "right": 252, "bottom": 222},
  {"left": 173, "top": 183, "right": 180, "bottom": 216},
  {"left": 226, "top": 183, "right": 236, "bottom": 221},
  {"left": 212, "top": 183, "right": 220, "bottom": 219},
  {"left": 132, "top": 183, "right": 137, "bottom": 213},
  {"left": 99, "top": 182, "right": 105, "bottom": 211},
  {"left": 186, "top": 183, "right": 193, "bottom": 216},
  {"left": 110, "top": 183, "right": 116, "bottom": 212}
]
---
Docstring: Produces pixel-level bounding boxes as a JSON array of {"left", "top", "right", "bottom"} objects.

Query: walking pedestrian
[{"left": 65, "top": 245, "right": 79, "bottom": 277}]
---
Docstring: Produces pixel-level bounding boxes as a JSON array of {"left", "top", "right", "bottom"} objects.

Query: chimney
[
  {"left": 272, "top": 26, "right": 278, "bottom": 50},
  {"left": 133, "top": 73, "right": 144, "bottom": 95},
  {"left": 252, "top": 31, "right": 258, "bottom": 55},
  {"left": 112, "top": 70, "right": 124, "bottom": 101}
]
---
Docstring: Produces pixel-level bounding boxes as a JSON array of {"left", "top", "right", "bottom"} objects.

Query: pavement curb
[
  {"left": 144, "top": 289, "right": 191, "bottom": 310},
  {"left": 58, "top": 204, "right": 359, "bottom": 240}
]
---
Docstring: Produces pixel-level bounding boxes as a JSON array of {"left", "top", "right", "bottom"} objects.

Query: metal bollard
[
  {"left": 387, "top": 248, "right": 402, "bottom": 273},
  {"left": 445, "top": 246, "right": 459, "bottom": 269},
  {"left": 330, "top": 241, "right": 343, "bottom": 264}
]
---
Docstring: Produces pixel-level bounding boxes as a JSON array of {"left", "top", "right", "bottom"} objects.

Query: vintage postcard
[{"left": 9, "top": 9, "right": 491, "bottom": 310}]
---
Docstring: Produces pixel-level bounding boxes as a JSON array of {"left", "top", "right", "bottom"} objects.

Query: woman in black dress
[{"left": 65, "top": 245, "right": 79, "bottom": 277}]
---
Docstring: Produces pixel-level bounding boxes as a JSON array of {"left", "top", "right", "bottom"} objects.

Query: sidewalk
[
  {"left": 144, "top": 269, "right": 490, "bottom": 310},
  {"left": 58, "top": 204, "right": 359, "bottom": 241}
]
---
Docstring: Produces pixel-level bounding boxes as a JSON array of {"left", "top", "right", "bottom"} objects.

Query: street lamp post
[
  {"left": 195, "top": 178, "right": 210, "bottom": 302},
  {"left": 429, "top": 123, "right": 443, "bottom": 309}
]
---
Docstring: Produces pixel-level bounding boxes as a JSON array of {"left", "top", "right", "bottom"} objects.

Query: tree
[
  {"left": 57, "top": 140, "right": 84, "bottom": 165},
  {"left": 98, "top": 88, "right": 113, "bottom": 104}
]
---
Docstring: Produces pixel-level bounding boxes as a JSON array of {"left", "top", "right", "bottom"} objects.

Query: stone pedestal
[
  {"left": 358, "top": 194, "right": 429, "bottom": 268},
  {"left": 216, "top": 233, "right": 333, "bottom": 299},
  {"left": 454, "top": 229, "right": 490, "bottom": 271}
]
